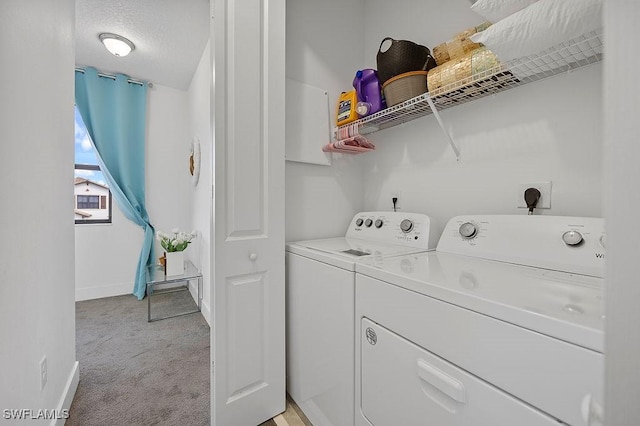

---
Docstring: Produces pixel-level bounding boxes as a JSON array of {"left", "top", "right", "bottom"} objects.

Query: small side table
[{"left": 146, "top": 259, "right": 203, "bottom": 322}]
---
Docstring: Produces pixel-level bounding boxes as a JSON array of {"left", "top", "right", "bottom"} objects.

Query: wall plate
[{"left": 517, "top": 182, "right": 552, "bottom": 209}]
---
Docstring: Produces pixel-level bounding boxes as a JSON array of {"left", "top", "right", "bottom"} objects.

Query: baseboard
[
  {"left": 52, "top": 361, "right": 79, "bottom": 426},
  {"left": 201, "top": 298, "right": 211, "bottom": 327},
  {"left": 77, "top": 281, "right": 210, "bottom": 325},
  {"left": 75, "top": 282, "right": 133, "bottom": 301},
  {"left": 188, "top": 279, "right": 210, "bottom": 327}
]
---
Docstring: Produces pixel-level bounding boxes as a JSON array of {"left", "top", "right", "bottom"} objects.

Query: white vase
[{"left": 165, "top": 251, "right": 185, "bottom": 276}]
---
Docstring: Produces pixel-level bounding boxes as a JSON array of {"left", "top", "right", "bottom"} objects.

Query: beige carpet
[
  {"left": 68, "top": 292, "right": 311, "bottom": 425},
  {"left": 68, "top": 292, "right": 210, "bottom": 425}
]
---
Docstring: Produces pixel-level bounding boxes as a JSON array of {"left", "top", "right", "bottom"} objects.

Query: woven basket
[
  {"left": 427, "top": 46, "right": 500, "bottom": 95},
  {"left": 382, "top": 71, "right": 428, "bottom": 106},
  {"left": 433, "top": 25, "right": 488, "bottom": 66},
  {"left": 376, "top": 37, "right": 436, "bottom": 84}
]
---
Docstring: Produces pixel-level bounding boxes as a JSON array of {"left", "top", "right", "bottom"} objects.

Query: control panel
[
  {"left": 346, "top": 211, "right": 438, "bottom": 250},
  {"left": 437, "top": 215, "right": 606, "bottom": 278}
]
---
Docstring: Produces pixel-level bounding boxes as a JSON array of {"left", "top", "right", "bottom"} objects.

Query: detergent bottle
[
  {"left": 336, "top": 90, "right": 358, "bottom": 126},
  {"left": 353, "top": 69, "right": 386, "bottom": 117}
]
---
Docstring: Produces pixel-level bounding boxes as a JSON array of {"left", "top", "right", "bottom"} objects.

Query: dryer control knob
[
  {"left": 459, "top": 222, "right": 477, "bottom": 239},
  {"left": 365, "top": 219, "right": 373, "bottom": 228},
  {"left": 599, "top": 234, "right": 607, "bottom": 249},
  {"left": 400, "top": 219, "right": 414, "bottom": 233},
  {"left": 375, "top": 219, "right": 383, "bottom": 229},
  {"left": 356, "top": 218, "right": 364, "bottom": 227},
  {"left": 563, "top": 230, "right": 584, "bottom": 246}
]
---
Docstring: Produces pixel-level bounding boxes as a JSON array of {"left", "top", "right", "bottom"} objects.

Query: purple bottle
[{"left": 353, "top": 69, "right": 386, "bottom": 117}]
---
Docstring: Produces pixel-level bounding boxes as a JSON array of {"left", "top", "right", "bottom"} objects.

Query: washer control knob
[
  {"left": 459, "top": 222, "right": 477, "bottom": 239},
  {"left": 365, "top": 218, "right": 373, "bottom": 228},
  {"left": 400, "top": 219, "right": 414, "bottom": 233},
  {"left": 599, "top": 234, "right": 606, "bottom": 249},
  {"left": 562, "top": 230, "right": 584, "bottom": 246},
  {"left": 375, "top": 219, "right": 383, "bottom": 228},
  {"left": 355, "top": 218, "right": 364, "bottom": 227}
]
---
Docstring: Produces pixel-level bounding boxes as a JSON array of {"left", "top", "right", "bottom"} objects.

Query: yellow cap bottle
[{"left": 336, "top": 90, "right": 358, "bottom": 126}]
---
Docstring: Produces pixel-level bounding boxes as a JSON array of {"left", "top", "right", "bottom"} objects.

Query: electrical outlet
[
  {"left": 391, "top": 191, "right": 402, "bottom": 211},
  {"left": 517, "top": 182, "right": 552, "bottom": 209},
  {"left": 40, "top": 355, "right": 47, "bottom": 391}
]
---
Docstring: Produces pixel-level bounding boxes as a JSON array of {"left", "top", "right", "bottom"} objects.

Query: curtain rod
[{"left": 74, "top": 67, "right": 153, "bottom": 88}]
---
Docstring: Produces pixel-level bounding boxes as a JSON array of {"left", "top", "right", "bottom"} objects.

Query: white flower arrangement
[{"left": 157, "top": 228, "right": 197, "bottom": 252}]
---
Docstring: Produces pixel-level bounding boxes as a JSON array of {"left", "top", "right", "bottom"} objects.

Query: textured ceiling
[{"left": 76, "top": 0, "right": 210, "bottom": 90}]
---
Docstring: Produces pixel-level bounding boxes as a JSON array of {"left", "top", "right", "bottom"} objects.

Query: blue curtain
[{"left": 75, "top": 67, "right": 154, "bottom": 300}]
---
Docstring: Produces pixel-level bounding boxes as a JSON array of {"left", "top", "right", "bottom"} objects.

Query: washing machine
[
  {"left": 286, "top": 211, "right": 438, "bottom": 426},
  {"left": 355, "top": 215, "right": 605, "bottom": 426}
]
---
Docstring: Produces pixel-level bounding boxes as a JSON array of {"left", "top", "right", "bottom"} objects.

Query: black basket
[{"left": 376, "top": 37, "right": 436, "bottom": 84}]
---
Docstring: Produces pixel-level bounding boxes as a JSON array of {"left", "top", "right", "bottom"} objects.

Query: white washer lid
[
  {"left": 287, "top": 237, "right": 430, "bottom": 270},
  {"left": 356, "top": 251, "right": 604, "bottom": 352}
]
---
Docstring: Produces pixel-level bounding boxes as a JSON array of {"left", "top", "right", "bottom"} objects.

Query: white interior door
[{"left": 211, "top": 0, "right": 286, "bottom": 425}]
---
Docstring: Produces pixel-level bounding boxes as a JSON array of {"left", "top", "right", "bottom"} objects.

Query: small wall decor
[{"left": 189, "top": 137, "right": 201, "bottom": 186}]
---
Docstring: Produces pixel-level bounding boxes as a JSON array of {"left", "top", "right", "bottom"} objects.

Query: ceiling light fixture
[{"left": 99, "top": 33, "right": 135, "bottom": 57}]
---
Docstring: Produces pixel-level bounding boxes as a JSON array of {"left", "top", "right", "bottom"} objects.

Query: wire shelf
[{"left": 339, "top": 29, "right": 603, "bottom": 137}]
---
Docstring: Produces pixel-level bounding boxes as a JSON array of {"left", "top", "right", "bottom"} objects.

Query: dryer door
[{"left": 359, "top": 318, "right": 560, "bottom": 426}]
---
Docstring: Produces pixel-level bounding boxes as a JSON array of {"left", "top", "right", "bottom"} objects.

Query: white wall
[
  {"left": 604, "top": 1, "right": 640, "bottom": 423},
  {"left": 75, "top": 204, "right": 142, "bottom": 300},
  {"left": 0, "top": 0, "right": 78, "bottom": 420},
  {"left": 285, "top": 0, "right": 367, "bottom": 242},
  {"left": 75, "top": 84, "right": 192, "bottom": 300},
  {"left": 362, "top": 65, "right": 603, "bottom": 233},
  {"left": 187, "top": 40, "right": 213, "bottom": 324},
  {"left": 146, "top": 85, "right": 193, "bottom": 240},
  {"left": 146, "top": 85, "right": 193, "bottom": 236}
]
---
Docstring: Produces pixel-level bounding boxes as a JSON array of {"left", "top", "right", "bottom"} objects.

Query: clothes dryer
[
  {"left": 355, "top": 215, "right": 605, "bottom": 426},
  {"left": 286, "top": 211, "right": 437, "bottom": 426}
]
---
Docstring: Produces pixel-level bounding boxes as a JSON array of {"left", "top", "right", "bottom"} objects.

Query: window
[
  {"left": 77, "top": 195, "right": 100, "bottom": 209},
  {"left": 75, "top": 107, "right": 112, "bottom": 224}
]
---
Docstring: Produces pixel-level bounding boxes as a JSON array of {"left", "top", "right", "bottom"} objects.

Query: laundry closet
[{"left": 285, "top": 1, "right": 605, "bottom": 425}]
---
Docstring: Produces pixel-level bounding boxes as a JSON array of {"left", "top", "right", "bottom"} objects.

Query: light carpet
[{"left": 68, "top": 291, "right": 310, "bottom": 425}]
